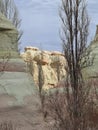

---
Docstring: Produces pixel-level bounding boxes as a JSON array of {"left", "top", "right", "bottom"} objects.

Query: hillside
[{"left": 0, "top": 58, "right": 50, "bottom": 130}]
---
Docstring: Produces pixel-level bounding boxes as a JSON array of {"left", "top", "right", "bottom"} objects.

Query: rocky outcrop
[
  {"left": 21, "top": 46, "right": 66, "bottom": 89},
  {"left": 85, "top": 25, "right": 98, "bottom": 78},
  {"left": 94, "top": 25, "right": 98, "bottom": 42},
  {"left": 0, "top": 13, "right": 18, "bottom": 57}
]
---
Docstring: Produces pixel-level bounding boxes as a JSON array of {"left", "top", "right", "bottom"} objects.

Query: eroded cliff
[{"left": 21, "top": 46, "right": 66, "bottom": 89}]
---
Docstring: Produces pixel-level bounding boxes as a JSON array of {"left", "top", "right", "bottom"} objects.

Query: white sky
[{"left": 14, "top": 0, "right": 98, "bottom": 51}]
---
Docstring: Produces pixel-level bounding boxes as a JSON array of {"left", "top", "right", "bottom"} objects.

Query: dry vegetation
[
  {"left": 0, "top": 122, "right": 16, "bottom": 130},
  {"left": 42, "top": 79, "right": 98, "bottom": 130}
]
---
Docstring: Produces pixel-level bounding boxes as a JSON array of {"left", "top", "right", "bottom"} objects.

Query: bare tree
[
  {"left": 0, "top": 0, "right": 23, "bottom": 51},
  {"left": 56, "top": 56, "right": 61, "bottom": 82},
  {"left": 60, "top": 0, "right": 94, "bottom": 129},
  {"left": 37, "top": 51, "right": 45, "bottom": 112},
  {"left": 38, "top": 62, "right": 44, "bottom": 97},
  {"left": 44, "top": 0, "right": 96, "bottom": 130}
]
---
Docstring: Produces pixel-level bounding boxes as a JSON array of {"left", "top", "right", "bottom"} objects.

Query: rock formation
[
  {"left": 0, "top": 13, "right": 18, "bottom": 57},
  {"left": 21, "top": 46, "right": 66, "bottom": 89},
  {"left": 94, "top": 25, "right": 98, "bottom": 42},
  {"left": 21, "top": 25, "right": 98, "bottom": 89},
  {"left": 83, "top": 25, "right": 98, "bottom": 78}
]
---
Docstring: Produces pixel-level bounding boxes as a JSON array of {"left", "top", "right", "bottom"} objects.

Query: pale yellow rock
[
  {"left": 21, "top": 46, "right": 66, "bottom": 89},
  {"left": 51, "top": 51, "right": 64, "bottom": 56},
  {"left": 20, "top": 52, "right": 27, "bottom": 62},
  {"left": 25, "top": 46, "right": 39, "bottom": 51}
]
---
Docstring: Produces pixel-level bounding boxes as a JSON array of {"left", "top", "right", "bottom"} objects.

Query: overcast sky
[{"left": 14, "top": 0, "right": 98, "bottom": 52}]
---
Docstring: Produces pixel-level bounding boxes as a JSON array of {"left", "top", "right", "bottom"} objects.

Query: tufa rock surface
[{"left": 21, "top": 46, "right": 66, "bottom": 89}]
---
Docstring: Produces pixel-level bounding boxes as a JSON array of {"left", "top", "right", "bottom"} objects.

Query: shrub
[{"left": 0, "top": 121, "right": 16, "bottom": 130}]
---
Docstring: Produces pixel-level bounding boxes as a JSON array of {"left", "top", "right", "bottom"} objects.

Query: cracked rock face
[{"left": 21, "top": 47, "right": 66, "bottom": 89}]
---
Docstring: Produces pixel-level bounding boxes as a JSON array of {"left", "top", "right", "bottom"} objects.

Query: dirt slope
[{"left": 0, "top": 58, "right": 50, "bottom": 130}]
